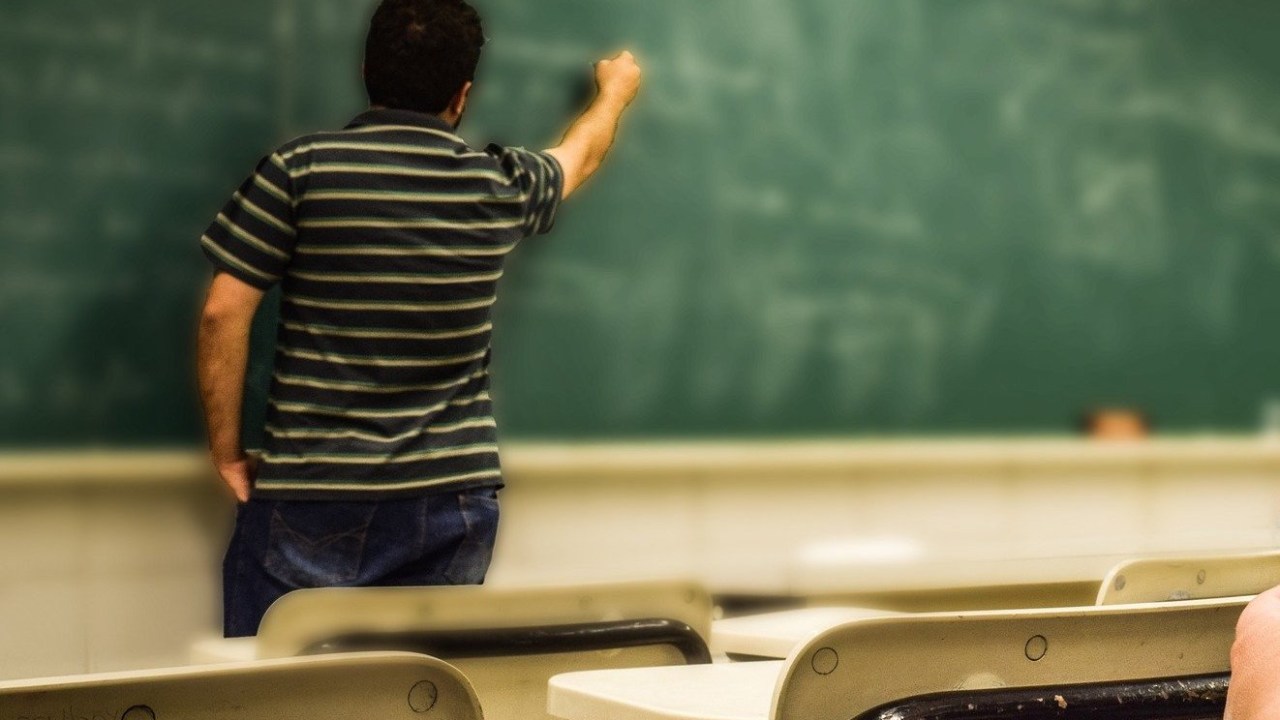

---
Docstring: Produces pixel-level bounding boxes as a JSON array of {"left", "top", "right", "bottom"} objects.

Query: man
[{"left": 197, "top": 0, "right": 641, "bottom": 637}]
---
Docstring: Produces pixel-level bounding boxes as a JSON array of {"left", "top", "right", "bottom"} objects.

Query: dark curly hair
[{"left": 364, "top": 0, "right": 485, "bottom": 114}]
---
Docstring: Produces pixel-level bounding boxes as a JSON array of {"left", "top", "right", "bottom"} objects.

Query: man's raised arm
[{"left": 546, "top": 51, "right": 643, "bottom": 200}]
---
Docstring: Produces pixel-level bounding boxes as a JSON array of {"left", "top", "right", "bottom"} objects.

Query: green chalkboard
[{"left": 4, "top": 0, "right": 1280, "bottom": 446}]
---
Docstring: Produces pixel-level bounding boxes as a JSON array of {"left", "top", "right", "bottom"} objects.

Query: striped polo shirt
[{"left": 200, "top": 108, "right": 563, "bottom": 500}]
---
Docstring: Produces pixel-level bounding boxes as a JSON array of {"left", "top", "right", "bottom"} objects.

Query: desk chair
[
  {"left": 551, "top": 596, "right": 1246, "bottom": 720},
  {"left": 1097, "top": 550, "right": 1280, "bottom": 605},
  {"left": 194, "top": 580, "right": 713, "bottom": 720},
  {"left": 715, "top": 549, "right": 1280, "bottom": 659},
  {"left": 0, "top": 652, "right": 480, "bottom": 720}
]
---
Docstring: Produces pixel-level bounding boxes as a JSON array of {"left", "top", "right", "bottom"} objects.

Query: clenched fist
[{"left": 595, "top": 50, "right": 643, "bottom": 107}]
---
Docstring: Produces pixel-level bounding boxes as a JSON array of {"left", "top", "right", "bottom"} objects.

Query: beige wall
[
  {"left": 0, "top": 454, "right": 228, "bottom": 680},
  {"left": 2, "top": 439, "right": 1278, "bottom": 680}
]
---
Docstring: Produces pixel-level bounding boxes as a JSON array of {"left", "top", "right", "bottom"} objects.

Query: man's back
[{"left": 203, "top": 108, "right": 562, "bottom": 499}]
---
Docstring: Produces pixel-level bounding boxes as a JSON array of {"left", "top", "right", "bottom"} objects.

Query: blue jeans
[{"left": 222, "top": 487, "right": 500, "bottom": 638}]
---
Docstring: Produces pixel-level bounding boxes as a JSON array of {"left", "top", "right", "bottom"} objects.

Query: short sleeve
[
  {"left": 200, "top": 153, "right": 298, "bottom": 289},
  {"left": 485, "top": 144, "right": 565, "bottom": 237}
]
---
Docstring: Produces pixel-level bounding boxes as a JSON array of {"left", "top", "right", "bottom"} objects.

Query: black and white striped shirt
[{"left": 201, "top": 108, "right": 563, "bottom": 499}]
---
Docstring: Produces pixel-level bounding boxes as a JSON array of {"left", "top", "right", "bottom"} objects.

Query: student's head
[
  {"left": 364, "top": 0, "right": 485, "bottom": 120},
  {"left": 1078, "top": 406, "right": 1151, "bottom": 441}
]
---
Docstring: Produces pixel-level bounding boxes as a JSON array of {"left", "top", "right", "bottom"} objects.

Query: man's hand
[
  {"left": 595, "top": 51, "right": 642, "bottom": 108},
  {"left": 216, "top": 455, "right": 257, "bottom": 504},
  {"left": 547, "top": 50, "right": 643, "bottom": 200}
]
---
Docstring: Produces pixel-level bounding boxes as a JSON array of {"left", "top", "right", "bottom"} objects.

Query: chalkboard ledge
[
  {"left": 500, "top": 437, "right": 1280, "bottom": 480},
  {"left": 0, "top": 450, "right": 212, "bottom": 488},
  {"left": 2, "top": 437, "right": 1280, "bottom": 488}
]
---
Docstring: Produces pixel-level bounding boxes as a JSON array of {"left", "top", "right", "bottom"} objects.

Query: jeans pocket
[
  {"left": 263, "top": 502, "right": 377, "bottom": 588},
  {"left": 444, "top": 489, "right": 500, "bottom": 585}
]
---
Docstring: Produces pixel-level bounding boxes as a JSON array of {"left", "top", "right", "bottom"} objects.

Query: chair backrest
[
  {"left": 771, "top": 596, "right": 1247, "bottom": 720},
  {"left": 257, "top": 579, "right": 711, "bottom": 656},
  {"left": 854, "top": 673, "right": 1230, "bottom": 720},
  {"left": 256, "top": 580, "right": 714, "bottom": 720},
  {"left": 0, "top": 652, "right": 481, "bottom": 720},
  {"left": 1096, "top": 550, "right": 1280, "bottom": 605}
]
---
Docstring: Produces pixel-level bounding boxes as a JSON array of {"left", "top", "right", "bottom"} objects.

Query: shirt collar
[{"left": 346, "top": 107, "right": 460, "bottom": 136}]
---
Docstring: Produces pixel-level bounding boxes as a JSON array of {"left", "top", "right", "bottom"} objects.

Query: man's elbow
[
  {"left": 558, "top": 160, "right": 599, "bottom": 201},
  {"left": 201, "top": 294, "right": 248, "bottom": 327}
]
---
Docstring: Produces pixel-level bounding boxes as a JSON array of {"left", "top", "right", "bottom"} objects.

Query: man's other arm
[
  {"left": 546, "top": 51, "right": 643, "bottom": 200},
  {"left": 197, "top": 271, "right": 266, "bottom": 503}
]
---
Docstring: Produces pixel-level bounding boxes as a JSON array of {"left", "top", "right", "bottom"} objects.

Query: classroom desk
[
  {"left": 548, "top": 661, "right": 1236, "bottom": 720},
  {"left": 549, "top": 662, "right": 781, "bottom": 720},
  {"left": 781, "top": 554, "right": 1113, "bottom": 609},
  {"left": 712, "top": 607, "right": 899, "bottom": 659},
  {"left": 550, "top": 597, "right": 1246, "bottom": 720},
  {"left": 2, "top": 652, "right": 485, "bottom": 720},
  {"left": 190, "top": 636, "right": 256, "bottom": 664}
]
